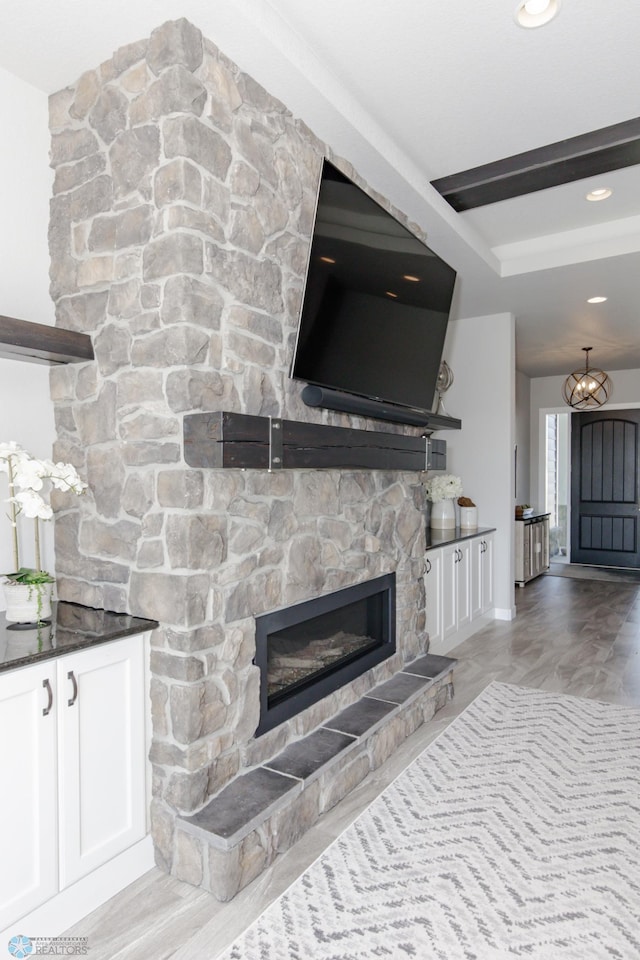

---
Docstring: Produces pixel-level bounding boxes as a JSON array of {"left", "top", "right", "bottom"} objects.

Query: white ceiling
[{"left": 2, "top": 0, "right": 640, "bottom": 378}]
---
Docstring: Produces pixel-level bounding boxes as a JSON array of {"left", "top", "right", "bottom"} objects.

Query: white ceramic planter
[
  {"left": 3, "top": 580, "right": 53, "bottom": 624},
  {"left": 430, "top": 498, "right": 456, "bottom": 530},
  {"left": 460, "top": 506, "right": 478, "bottom": 529}
]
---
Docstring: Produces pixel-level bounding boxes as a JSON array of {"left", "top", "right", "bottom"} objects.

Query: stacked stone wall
[{"left": 47, "top": 18, "right": 429, "bottom": 876}]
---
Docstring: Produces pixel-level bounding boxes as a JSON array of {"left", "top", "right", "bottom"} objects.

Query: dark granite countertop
[
  {"left": 425, "top": 526, "right": 496, "bottom": 551},
  {"left": 515, "top": 512, "right": 550, "bottom": 521},
  {"left": 0, "top": 601, "right": 158, "bottom": 673}
]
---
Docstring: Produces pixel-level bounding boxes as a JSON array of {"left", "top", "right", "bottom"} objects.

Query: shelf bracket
[{"left": 269, "top": 418, "right": 283, "bottom": 470}]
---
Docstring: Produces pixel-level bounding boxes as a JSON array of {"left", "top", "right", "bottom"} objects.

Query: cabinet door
[
  {"left": 532, "top": 520, "right": 545, "bottom": 577},
  {"left": 481, "top": 535, "right": 494, "bottom": 613},
  {"left": 470, "top": 537, "right": 483, "bottom": 621},
  {"left": 0, "top": 662, "right": 58, "bottom": 930},
  {"left": 441, "top": 544, "right": 459, "bottom": 640},
  {"left": 541, "top": 517, "right": 550, "bottom": 572},
  {"left": 456, "top": 540, "right": 471, "bottom": 629},
  {"left": 425, "top": 551, "right": 443, "bottom": 646},
  {"left": 57, "top": 635, "right": 147, "bottom": 889},
  {"left": 524, "top": 524, "right": 532, "bottom": 580}
]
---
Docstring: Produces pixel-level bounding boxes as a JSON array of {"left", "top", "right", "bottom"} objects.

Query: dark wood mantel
[
  {"left": 184, "top": 410, "right": 451, "bottom": 472},
  {"left": 0, "top": 315, "right": 94, "bottom": 364}
]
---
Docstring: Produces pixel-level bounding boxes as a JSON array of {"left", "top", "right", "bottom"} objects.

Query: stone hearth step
[{"left": 175, "top": 653, "right": 456, "bottom": 900}]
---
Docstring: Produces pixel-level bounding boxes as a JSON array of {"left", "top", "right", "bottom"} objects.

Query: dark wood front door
[{"left": 570, "top": 409, "right": 640, "bottom": 568}]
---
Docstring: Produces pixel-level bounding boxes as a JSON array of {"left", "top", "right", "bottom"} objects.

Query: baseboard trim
[
  {"left": 427, "top": 613, "right": 494, "bottom": 655},
  {"left": 494, "top": 606, "right": 516, "bottom": 621},
  {"left": 1, "top": 836, "right": 154, "bottom": 941}
]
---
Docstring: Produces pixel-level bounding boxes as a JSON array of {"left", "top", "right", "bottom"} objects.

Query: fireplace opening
[{"left": 254, "top": 573, "right": 396, "bottom": 736}]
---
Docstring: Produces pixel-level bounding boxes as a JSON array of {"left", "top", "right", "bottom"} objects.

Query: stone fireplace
[{"left": 46, "top": 17, "right": 446, "bottom": 896}]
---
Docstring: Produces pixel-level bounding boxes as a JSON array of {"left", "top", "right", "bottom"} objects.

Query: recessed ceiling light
[
  {"left": 403, "top": 274, "right": 421, "bottom": 282},
  {"left": 585, "top": 188, "right": 612, "bottom": 202},
  {"left": 587, "top": 296, "right": 607, "bottom": 304},
  {"left": 386, "top": 291, "right": 398, "bottom": 299},
  {"left": 319, "top": 256, "right": 336, "bottom": 264},
  {"left": 514, "top": 0, "right": 560, "bottom": 28}
]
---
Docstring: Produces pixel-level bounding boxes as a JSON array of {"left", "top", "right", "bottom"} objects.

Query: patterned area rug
[{"left": 217, "top": 683, "right": 640, "bottom": 960}]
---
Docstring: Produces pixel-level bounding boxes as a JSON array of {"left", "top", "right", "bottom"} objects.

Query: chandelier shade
[{"left": 562, "top": 347, "right": 612, "bottom": 409}]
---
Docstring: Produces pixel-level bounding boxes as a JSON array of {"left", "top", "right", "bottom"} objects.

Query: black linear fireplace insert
[{"left": 254, "top": 572, "right": 396, "bottom": 736}]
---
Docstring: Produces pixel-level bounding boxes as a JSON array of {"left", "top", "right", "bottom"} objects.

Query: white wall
[
  {"left": 515, "top": 369, "right": 531, "bottom": 505},
  {"left": 529, "top": 367, "right": 640, "bottom": 511},
  {"left": 0, "top": 66, "right": 56, "bottom": 593},
  {"left": 439, "top": 312, "right": 516, "bottom": 620}
]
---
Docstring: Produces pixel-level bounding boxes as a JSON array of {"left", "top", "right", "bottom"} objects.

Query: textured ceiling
[{"left": 2, "top": 0, "right": 640, "bottom": 378}]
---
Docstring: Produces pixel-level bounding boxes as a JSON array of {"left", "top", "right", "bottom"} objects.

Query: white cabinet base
[
  {"left": 426, "top": 532, "right": 495, "bottom": 655},
  {"left": 1, "top": 836, "right": 154, "bottom": 940},
  {"left": 0, "top": 631, "right": 152, "bottom": 938},
  {"left": 427, "top": 611, "right": 495, "bottom": 655}
]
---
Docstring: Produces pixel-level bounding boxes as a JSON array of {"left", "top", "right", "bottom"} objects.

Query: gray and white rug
[{"left": 217, "top": 683, "right": 640, "bottom": 959}]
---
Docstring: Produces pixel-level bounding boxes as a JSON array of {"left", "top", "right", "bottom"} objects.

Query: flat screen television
[{"left": 290, "top": 159, "right": 458, "bottom": 426}]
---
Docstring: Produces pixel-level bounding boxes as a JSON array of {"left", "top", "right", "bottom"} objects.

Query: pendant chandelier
[{"left": 562, "top": 347, "right": 612, "bottom": 409}]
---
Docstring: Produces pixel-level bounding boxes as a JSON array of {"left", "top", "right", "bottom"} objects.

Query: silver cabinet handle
[
  {"left": 42, "top": 678, "right": 53, "bottom": 717},
  {"left": 426, "top": 558, "right": 431, "bottom": 574},
  {"left": 67, "top": 670, "right": 78, "bottom": 707}
]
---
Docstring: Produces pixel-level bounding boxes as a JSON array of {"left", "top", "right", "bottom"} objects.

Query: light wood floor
[{"left": 65, "top": 572, "right": 640, "bottom": 960}]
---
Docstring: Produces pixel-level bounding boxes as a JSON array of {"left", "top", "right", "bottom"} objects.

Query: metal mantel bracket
[{"left": 269, "top": 417, "right": 283, "bottom": 470}]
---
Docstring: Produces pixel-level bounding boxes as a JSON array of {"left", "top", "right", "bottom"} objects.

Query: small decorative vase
[
  {"left": 460, "top": 506, "right": 478, "bottom": 529},
  {"left": 430, "top": 498, "right": 456, "bottom": 530},
  {"left": 3, "top": 581, "right": 53, "bottom": 625}
]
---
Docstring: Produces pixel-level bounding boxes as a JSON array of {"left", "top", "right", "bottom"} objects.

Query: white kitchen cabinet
[
  {"left": 58, "top": 636, "right": 148, "bottom": 888},
  {"left": 425, "top": 548, "right": 443, "bottom": 647},
  {"left": 472, "top": 533, "right": 494, "bottom": 618},
  {"left": 441, "top": 541, "right": 471, "bottom": 641},
  {"left": 0, "top": 661, "right": 58, "bottom": 930},
  {"left": 0, "top": 632, "right": 152, "bottom": 938},
  {"left": 481, "top": 534, "right": 494, "bottom": 613},
  {"left": 426, "top": 531, "right": 495, "bottom": 654}
]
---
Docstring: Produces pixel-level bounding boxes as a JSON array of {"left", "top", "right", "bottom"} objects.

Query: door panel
[
  {"left": 571, "top": 410, "right": 640, "bottom": 567},
  {"left": 456, "top": 541, "right": 471, "bottom": 628},
  {"left": 425, "top": 551, "right": 443, "bottom": 647},
  {"left": 0, "top": 663, "right": 58, "bottom": 930},
  {"left": 58, "top": 636, "right": 146, "bottom": 889}
]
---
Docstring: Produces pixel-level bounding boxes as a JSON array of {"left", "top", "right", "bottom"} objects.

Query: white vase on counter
[
  {"left": 3, "top": 580, "right": 53, "bottom": 624},
  {"left": 459, "top": 506, "right": 478, "bottom": 529},
  {"left": 430, "top": 498, "right": 456, "bottom": 530}
]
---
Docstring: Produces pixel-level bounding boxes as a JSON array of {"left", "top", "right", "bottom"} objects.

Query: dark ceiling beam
[{"left": 431, "top": 117, "right": 640, "bottom": 212}]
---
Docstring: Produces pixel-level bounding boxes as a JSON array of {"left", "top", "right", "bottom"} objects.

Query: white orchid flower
[
  {"left": 1, "top": 441, "right": 87, "bottom": 572},
  {"left": 0, "top": 442, "right": 26, "bottom": 474},
  {"left": 0, "top": 441, "right": 24, "bottom": 459},
  {"left": 47, "top": 460, "right": 87, "bottom": 493},
  {"left": 11, "top": 490, "right": 54, "bottom": 521},
  {"left": 13, "top": 457, "right": 47, "bottom": 491}
]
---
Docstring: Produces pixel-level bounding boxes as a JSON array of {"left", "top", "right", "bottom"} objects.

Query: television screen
[{"left": 290, "top": 159, "right": 457, "bottom": 420}]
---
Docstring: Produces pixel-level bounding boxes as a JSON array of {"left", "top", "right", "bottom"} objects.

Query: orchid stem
[
  {"left": 34, "top": 516, "right": 41, "bottom": 573},
  {"left": 7, "top": 456, "right": 19, "bottom": 571}
]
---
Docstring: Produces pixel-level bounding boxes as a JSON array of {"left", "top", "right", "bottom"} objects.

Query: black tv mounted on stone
[{"left": 290, "top": 159, "right": 459, "bottom": 428}]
